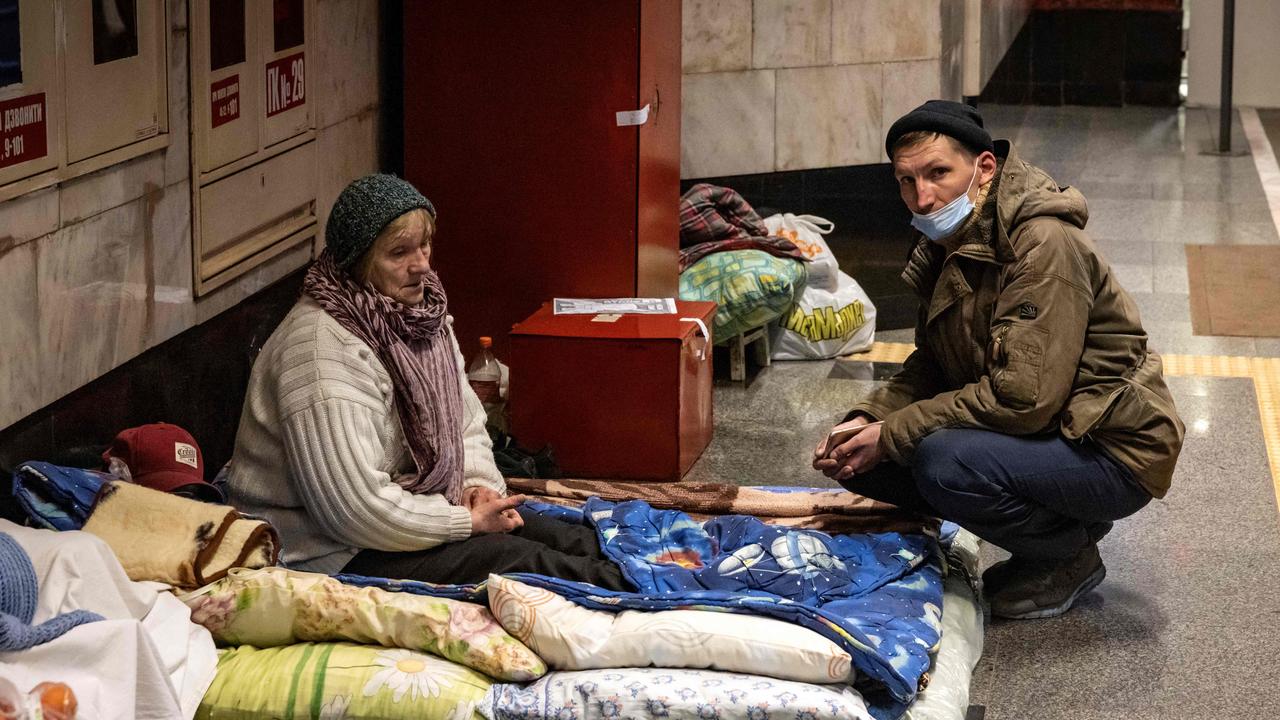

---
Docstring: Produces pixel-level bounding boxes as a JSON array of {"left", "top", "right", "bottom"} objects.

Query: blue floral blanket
[{"left": 342, "top": 496, "right": 944, "bottom": 718}]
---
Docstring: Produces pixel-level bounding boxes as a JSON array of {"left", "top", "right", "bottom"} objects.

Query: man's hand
[
  {"left": 462, "top": 486, "right": 502, "bottom": 510},
  {"left": 813, "top": 419, "right": 885, "bottom": 481},
  {"left": 470, "top": 494, "right": 527, "bottom": 535},
  {"left": 813, "top": 415, "right": 870, "bottom": 462}
]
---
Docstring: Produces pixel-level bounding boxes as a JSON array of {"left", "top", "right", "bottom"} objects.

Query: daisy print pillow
[{"left": 199, "top": 642, "right": 491, "bottom": 719}]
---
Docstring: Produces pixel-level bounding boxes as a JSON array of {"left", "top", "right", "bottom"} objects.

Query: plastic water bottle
[{"left": 467, "top": 337, "right": 502, "bottom": 412}]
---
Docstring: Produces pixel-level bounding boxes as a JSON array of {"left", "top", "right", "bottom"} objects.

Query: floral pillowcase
[
  {"left": 480, "top": 667, "right": 874, "bottom": 720},
  {"left": 200, "top": 642, "right": 490, "bottom": 720},
  {"left": 180, "top": 566, "right": 545, "bottom": 682}
]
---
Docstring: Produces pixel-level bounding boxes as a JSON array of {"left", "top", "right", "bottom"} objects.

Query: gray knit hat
[{"left": 325, "top": 174, "right": 437, "bottom": 269}]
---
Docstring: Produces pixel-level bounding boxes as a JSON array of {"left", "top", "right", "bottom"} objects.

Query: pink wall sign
[
  {"left": 265, "top": 52, "right": 305, "bottom": 117},
  {"left": 0, "top": 93, "right": 48, "bottom": 170},
  {"left": 211, "top": 75, "right": 241, "bottom": 128}
]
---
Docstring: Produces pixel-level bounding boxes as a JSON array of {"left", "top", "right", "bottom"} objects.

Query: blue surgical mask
[{"left": 910, "top": 160, "right": 980, "bottom": 242}]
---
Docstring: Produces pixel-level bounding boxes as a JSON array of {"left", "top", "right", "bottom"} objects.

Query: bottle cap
[{"left": 479, "top": 336, "right": 493, "bottom": 348}]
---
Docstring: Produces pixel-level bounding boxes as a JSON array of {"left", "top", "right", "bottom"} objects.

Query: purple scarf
[{"left": 303, "top": 251, "right": 465, "bottom": 504}]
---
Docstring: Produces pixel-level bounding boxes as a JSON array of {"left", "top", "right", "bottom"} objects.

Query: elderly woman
[{"left": 228, "top": 174, "right": 627, "bottom": 589}]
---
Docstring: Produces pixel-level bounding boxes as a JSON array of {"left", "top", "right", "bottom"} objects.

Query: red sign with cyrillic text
[
  {"left": 265, "top": 52, "right": 305, "bottom": 117},
  {"left": 0, "top": 93, "right": 49, "bottom": 170},
  {"left": 211, "top": 75, "right": 241, "bottom": 128}
]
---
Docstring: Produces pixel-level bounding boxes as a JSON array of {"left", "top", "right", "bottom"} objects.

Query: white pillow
[
  {"left": 487, "top": 574, "right": 854, "bottom": 684},
  {"left": 481, "top": 667, "right": 875, "bottom": 720}
]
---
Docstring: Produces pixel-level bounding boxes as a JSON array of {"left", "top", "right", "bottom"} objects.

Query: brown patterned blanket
[{"left": 506, "top": 478, "right": 938, "bottom": 536}]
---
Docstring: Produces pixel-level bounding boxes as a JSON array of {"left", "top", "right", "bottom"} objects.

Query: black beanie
[
  {"left": 325, "top": 174, "right": 437, "bottom": 269},
  {"left": 884, "top": 100, "right": 994, "bottom": 159}
]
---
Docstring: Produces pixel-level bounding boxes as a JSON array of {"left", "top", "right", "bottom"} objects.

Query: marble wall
[
  {"left": 1188, "top": 0, "right": 1280, "bottom": 108},
  {"left": 0, "top": 0, "right": 383, "bottom": 431},
  {"left": 681, "top": 0, "right": 957, "bottom": 178},
  {"left": 964, "top": 0, "right": 1036, "bottom": 97},
  {"left": 681, "top": 0, "right": 1037, "bottom": 177}
]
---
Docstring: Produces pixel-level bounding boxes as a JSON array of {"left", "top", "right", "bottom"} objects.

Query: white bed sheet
[
  {"left": 904, "top": 528, "right": 985, "bottom": 720},
  {"left": 0, "top": 520, "right": 217, "bottom": 720}
]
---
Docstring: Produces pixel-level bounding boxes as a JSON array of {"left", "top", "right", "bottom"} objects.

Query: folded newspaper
[{"left": 553, "top": 298, "right": 677, "bottom": 315}]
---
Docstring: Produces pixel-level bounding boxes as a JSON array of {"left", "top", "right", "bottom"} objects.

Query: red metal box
[{"left": 509, "top": 301, "right": 716, "bottom": 480}]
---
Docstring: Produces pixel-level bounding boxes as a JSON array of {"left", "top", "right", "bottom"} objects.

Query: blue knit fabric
[{"left": 0, "top": 532, "right": 103, "bottom": 651}]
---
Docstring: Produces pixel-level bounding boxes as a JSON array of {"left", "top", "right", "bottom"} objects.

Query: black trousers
[
  {"left": 839, "top": 428, "right": 1152, "bottom": 560},
  {"left": 341, "top": 508, "right": 630, "bottom": 591}
]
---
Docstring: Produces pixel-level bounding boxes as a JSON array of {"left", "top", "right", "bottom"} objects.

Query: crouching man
[{"left": 815, "top": 101, "right": 1183, "bottom": 619}]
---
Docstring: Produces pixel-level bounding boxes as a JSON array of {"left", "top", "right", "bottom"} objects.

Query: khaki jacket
[{"left": 851, "top": 141, "right": 1183, "bottom": 497}]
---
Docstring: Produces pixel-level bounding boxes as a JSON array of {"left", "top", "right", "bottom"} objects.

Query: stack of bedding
[
  {"left": 187, "top": 486, "right": 985, "bottom": 720},
  {"left": 2, "top": 461, "right": 983, "bottom": 720}
]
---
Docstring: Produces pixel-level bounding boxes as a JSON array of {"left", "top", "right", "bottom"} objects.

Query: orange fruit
[{"left": 31, "top": 682, "right": 77, "bottom": 720}]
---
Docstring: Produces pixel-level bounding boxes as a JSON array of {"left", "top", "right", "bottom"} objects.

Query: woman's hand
[
  {"left": 462, "top": 486, "right": 502, "bottom": 509},
  {"left": 813, "top": 419, "right": 885, "bottom": 481},
  {"left": 470, "top": 494, "right": 527, "bottom": 535}
]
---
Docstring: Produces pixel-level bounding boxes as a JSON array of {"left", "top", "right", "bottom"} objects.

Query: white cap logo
[{"left": 175, "top": 442, "right": 199, "bottom": 469}]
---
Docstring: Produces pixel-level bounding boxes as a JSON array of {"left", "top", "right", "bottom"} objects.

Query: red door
[{"left": 404, "top": 2, "right": 679, "bottom": 360}]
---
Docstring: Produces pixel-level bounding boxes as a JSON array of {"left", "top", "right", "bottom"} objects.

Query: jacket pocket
[
  {"left": 1063, "top": 355, "right": 1184, "bottom": 449},
  {"left": 1096, "top": 356, "right": 1184, "bottom": 448},
  {"left": 991, "top": 322, "right": 1049, "bottom": 409},
  {"left": 1061, "top": 384, "right": 1127, "bottom": 440}
]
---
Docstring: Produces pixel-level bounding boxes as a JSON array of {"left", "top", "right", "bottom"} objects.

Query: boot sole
[{"left": 991, "top": 564, "right": 1106, "bottom": 620}]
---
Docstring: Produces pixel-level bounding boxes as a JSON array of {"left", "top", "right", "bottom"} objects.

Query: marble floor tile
[
  {"left": 828, "top": 359, "right": 903, "bottom": 381},
  {"left": 1128, "top": 291, "right": 1192, "bottom": 324},
  {"left": 1149, "top": 179, "right": 1266, "bottom": 202},
  {"left": 1167, "top": 218, "right": 1280, "bottom": 246},
  {"left": 1151, "top": 242, "right": 1187, "bottom": 268},
  {"left": 1109, "top": 264, "right": 1154, "bottom": 294},
  {"left": 1151, "top": 264, "right": 1189, "bottom": 296},
  {"left": 1090, "top": 237, "right": 1154, "bottom": 266},
  {"left": 1142, "top": 321, "right": 1257, "bottom": 356},
  {"left": 684, "top": 416, "right": 844, "bottom": 488},
  {"left": 873, "top": 328, "right": 914, "bottom": 344},
  {"left": 725, "top": 362, "right": 869, "bottom": 418}
]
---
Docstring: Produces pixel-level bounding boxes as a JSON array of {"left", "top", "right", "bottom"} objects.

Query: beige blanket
[{"left": 83, "top": 481, "right": 278, "bottom": 588}]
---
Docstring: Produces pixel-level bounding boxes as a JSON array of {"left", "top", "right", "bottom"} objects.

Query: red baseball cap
[{"left": 103, "top": 423, "right": 223, "bottom": 503}]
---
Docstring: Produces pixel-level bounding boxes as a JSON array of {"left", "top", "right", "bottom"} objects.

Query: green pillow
[
  {"left": 679, "top": 250, "right": 807, "bottom": 343},
  {"left": 198, "top": 643, "right": 490, "bottom": 720}
]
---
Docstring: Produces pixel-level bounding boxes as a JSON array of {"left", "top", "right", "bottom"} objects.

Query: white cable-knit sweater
[{"left": 228, "top": 295, "right": 506, "bottom": 574}]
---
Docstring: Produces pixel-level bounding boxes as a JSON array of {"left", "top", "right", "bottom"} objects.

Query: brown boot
[
  {"left": 989, "top": 543, "right": 1105, "bottom": 620},
  {"left": 981, "top": 555, "right": 1038, "bottom": 597}
]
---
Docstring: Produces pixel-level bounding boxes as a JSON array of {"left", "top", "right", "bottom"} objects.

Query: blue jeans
[{"left": 838, "top": 429, "right": 1152, "bottom": 560}]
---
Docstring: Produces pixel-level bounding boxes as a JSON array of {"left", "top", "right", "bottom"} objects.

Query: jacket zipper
[{"left": 993, "top": 325, "right": 1008, "bottom": 365}]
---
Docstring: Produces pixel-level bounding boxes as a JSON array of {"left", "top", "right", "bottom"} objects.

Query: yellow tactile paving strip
[{"left": 848, "top": 342, "right": 1280, "bottom": 509}]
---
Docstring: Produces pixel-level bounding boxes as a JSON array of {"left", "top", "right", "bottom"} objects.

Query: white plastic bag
[
  {"left": 771, "top": 270, "right": 876, "bottom": 360},
  {"left": 763, "top": 213, "right": 839, "bottom": 291}
]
